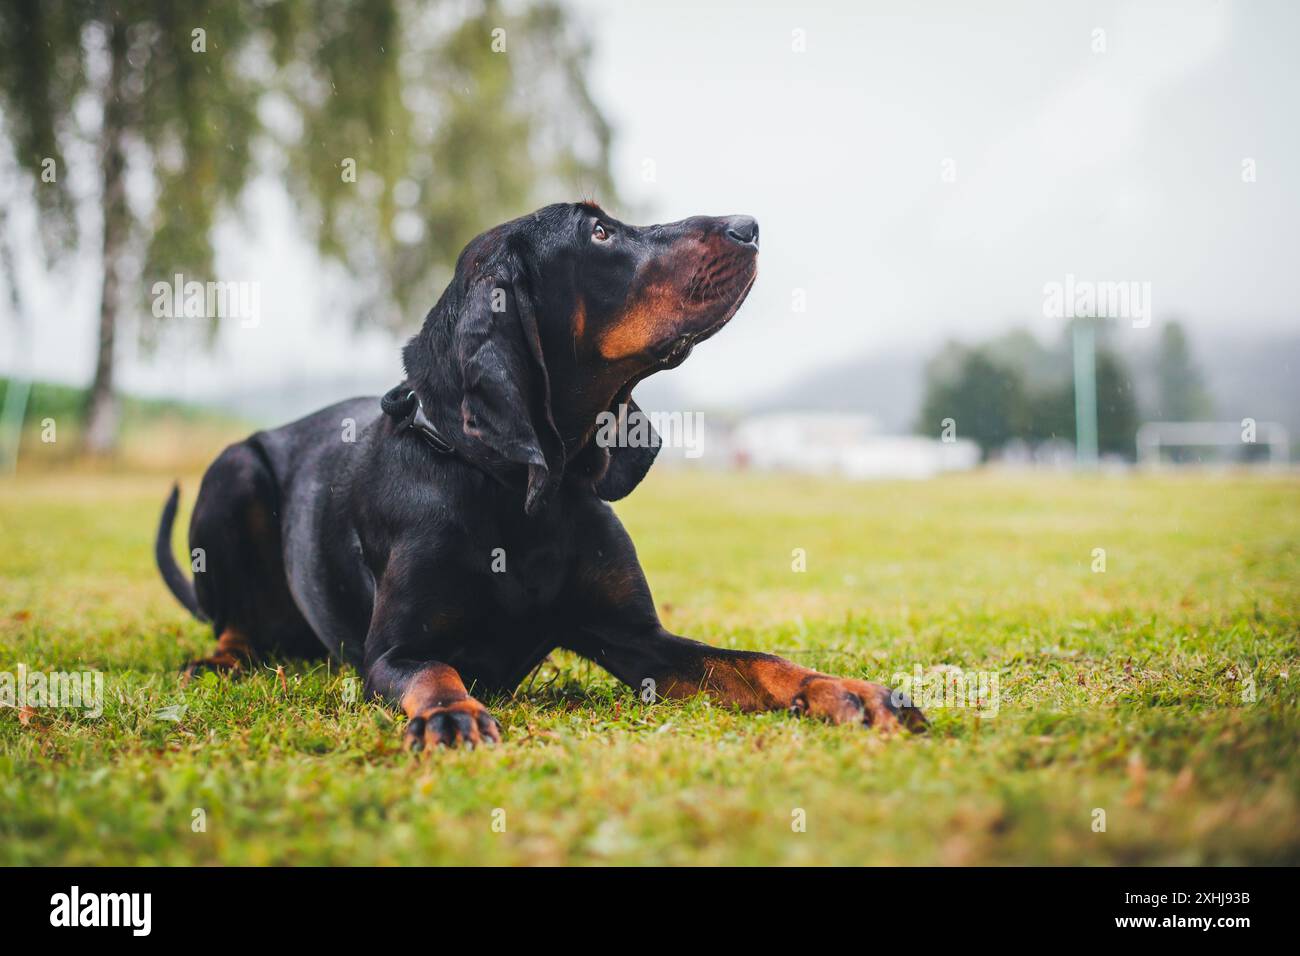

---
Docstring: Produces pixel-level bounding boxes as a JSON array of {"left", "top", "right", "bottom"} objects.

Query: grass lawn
[{"left": 1, "top": 468, "right": 1297, "bottom": 865}]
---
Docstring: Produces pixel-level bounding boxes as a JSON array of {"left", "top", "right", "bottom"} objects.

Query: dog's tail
[{"left": 155, "top": 483, "right": 207, "bottom": 621}]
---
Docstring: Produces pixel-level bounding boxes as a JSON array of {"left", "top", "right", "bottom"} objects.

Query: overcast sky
[{"left": 3, "top": 0, "right": 1297, "bottom": 409}]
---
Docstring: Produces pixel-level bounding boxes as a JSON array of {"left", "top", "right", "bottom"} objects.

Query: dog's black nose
[{"left": 723, "top": 215, "right": 759, "bottom": 249}]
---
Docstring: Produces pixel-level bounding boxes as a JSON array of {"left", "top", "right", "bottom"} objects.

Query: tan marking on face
[
  {"left": 572, "top": 298, "right": 586, "bottom": 341},
  {"left": 596, "top": 284, "right": 682, "bottom": 360}
]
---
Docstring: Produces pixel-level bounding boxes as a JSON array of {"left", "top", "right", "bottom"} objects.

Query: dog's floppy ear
[
  {"left": 453, "top": 265, "right": 564, "bottom": 514},
  {"left": 594, "top": 396, "right": 661, "bottom": 501}
]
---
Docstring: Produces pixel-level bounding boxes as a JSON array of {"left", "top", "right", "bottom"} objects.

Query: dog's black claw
[
  {"left": 449, "top": 711, "right": 477, "bottom": 748},
  {"left": 427, "top": 712, "right": 454, "bottom": 747},
  {"left": 405, "top": 716, "right": 427, "bottom": 751},
  {"left": 477, "top": 712, "right": 501, "bottom": 744},
  {"left": 883, "top": 686, "right": 928, "bottom": 732}
]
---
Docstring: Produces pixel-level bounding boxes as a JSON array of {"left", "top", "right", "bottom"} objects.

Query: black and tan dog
[{"left": 155, "top": 202, "right": 925, "bottom": 749}]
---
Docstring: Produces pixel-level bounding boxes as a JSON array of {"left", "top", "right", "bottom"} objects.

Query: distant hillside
[
  {"left": 186, "top": 371, "right": 394, "bottom": 427},
  {"left": 748, "top": 330, "right": 1300, "bottom": 451},
  {"left": 1196, "top": 332, "right": 1300, "bottom": 443},
  {"left": 749, "top": 348, "right": 927, "bottom": 433}
]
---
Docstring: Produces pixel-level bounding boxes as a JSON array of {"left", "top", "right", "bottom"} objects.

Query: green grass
[{"left": 1, "top": 469, "right": 1297, "bottom": 865}]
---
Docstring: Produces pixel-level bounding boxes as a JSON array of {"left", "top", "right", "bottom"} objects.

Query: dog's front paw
[
  {"left": 790, "top": 676, "right": 926, "bottom": 733},
  {"left": 404, "top": 698, "right": 502, "bottom": 751}
]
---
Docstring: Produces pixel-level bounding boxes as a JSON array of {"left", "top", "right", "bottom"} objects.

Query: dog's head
[{"left": 404, "top": 202, "right": 758, "bottom": 514}]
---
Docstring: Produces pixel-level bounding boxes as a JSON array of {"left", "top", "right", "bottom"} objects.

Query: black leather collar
[{"left": 380, "top": 384, "right": 455, "bottom": 455}]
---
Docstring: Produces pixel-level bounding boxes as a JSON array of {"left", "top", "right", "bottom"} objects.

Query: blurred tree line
[
  {"left": 917, "top": 320, "right": 1213, "bottom": 460},
  {"left": 0, "top": 0, "right": 615, "bottom": 452}
]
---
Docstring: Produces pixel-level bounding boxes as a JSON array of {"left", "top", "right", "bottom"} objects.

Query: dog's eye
[{"left": 592, "top": 222, "right": 610, "bottom": 242}]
